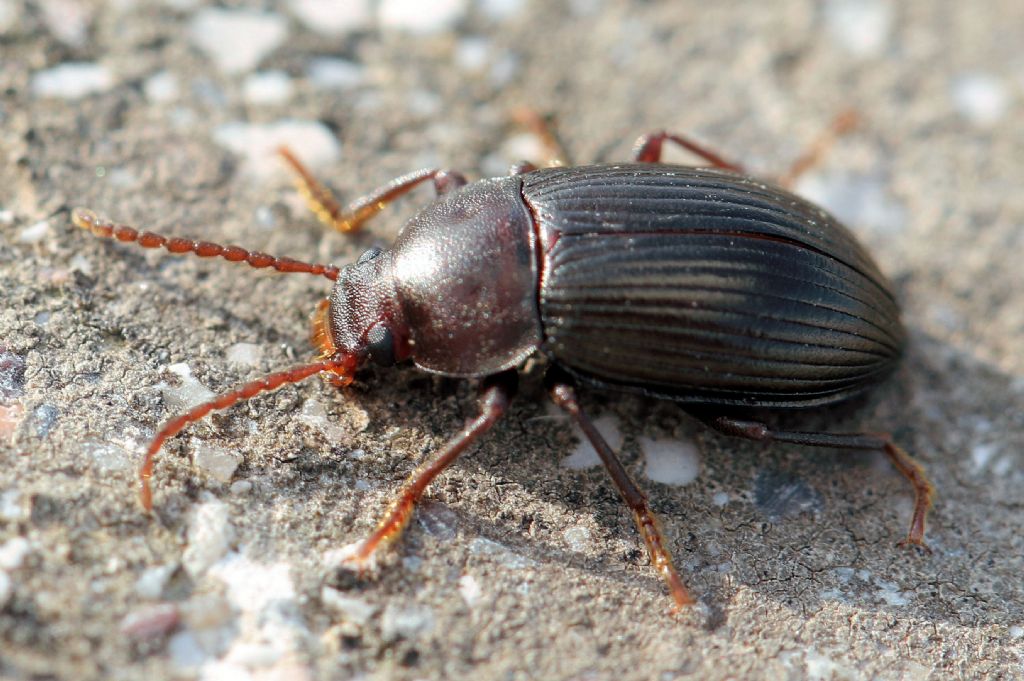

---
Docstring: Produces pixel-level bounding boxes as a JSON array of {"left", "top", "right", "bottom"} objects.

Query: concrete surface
[{"left": 2, "top": 1, "right": 1023, "bottom": 679}]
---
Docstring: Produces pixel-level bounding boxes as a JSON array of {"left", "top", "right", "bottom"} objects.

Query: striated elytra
[{"left": 73, "top": 130, "right": 933, "bottom": 610}]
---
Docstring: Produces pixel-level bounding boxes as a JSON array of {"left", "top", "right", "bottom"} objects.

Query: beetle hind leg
[
  {"left": 691, "top": 413, "right": 934, "bottom": 549},
  {"left": 338, "top": 371, "right": 516, "bottom": 570},
  {"left": 548, "top": 372, "right": 694, "bottom": 610}
]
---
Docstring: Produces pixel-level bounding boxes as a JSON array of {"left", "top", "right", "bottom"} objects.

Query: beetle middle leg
[
  {"left": 690, "top": 412, "right": 933, "bottom": 549},
  {"left": 278, "top": 147, "right": 467, "bottom": 233},
  {"left": 340, "top": 371, "right": 517, "bottom": 569},
  {"left": 547, "top": 372, "right": 694, "bottom": 610}
]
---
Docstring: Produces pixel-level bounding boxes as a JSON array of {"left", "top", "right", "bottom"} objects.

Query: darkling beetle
[{"left": 72, "top": 121, "right": 933, "bottom": 609}]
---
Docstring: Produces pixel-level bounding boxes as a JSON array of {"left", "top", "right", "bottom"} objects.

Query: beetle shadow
[{"left": 384, "top": 331, "right": 1024, "bottom": 631}]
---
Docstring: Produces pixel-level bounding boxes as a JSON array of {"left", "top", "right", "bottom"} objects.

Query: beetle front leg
[
  {"left": 691, "top": 412, "right": 934, "bottom": 549},
  {"left": 339, "top": 371, "right": 516, "bottom": 570},
  {"left": 548, "top": 373, "right": 694, "bottom": 610},
  {"left": 278, "top": 147, "right": 467, "bottom": 234}
]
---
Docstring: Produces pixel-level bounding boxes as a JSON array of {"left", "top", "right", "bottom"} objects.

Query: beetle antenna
[
  {"left": 139, "top": 353, "right": 356, "bottom": 510},
  {"left": 71, "top": 208, "right": 340, "bottom": 281}
]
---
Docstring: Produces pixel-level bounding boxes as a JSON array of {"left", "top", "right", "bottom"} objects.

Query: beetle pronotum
[{"left": 73, "top": 125, "right": 933, "bottom": 609}]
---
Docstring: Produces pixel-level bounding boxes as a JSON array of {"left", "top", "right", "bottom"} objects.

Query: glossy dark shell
[{"left": 523, "top": 164, "right": 904, "bottom": 408}]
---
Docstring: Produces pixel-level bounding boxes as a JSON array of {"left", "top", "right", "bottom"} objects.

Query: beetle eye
[
  {"left": 358, "top": 247, "right": 383, "bottom": 265},
  {"left": 366, "top": 323, "right": 395, "bottom": 367}
]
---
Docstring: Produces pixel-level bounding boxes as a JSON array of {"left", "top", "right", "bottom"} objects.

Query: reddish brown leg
[
  {"left": 548, "top": 374, "right": 694, "bottom": 610},
  {"left": 776, "top": 109, "right": 859, "bottom": 188},
  {"left": 277, "top": 147, "right": 466, "bottom": 234},
  {"left": 633, "top": 131, "right": 746, "bottom": 173},
  {"left": 340, "top": 371, "right": 517, "bottom": 569},
  {"left": 71, "top": 208, "right": 341, "bottom": 281},
  {"left": 692, "top": 413, "right": 933, "bottom": 549},
  {"left": 510, "top": 108, "right": 570, "bottom": 167}
]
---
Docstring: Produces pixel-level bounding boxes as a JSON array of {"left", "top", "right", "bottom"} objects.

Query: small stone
[
  {"left": 243, "top": 70, "right": 294, "bottom": 105},
  {"left": 82, "top": 438, "right": 134, "bottom": 473},
  {"left": 562, "top": 413, "right": 622, "bottom": 470},
  {"left": 380, "top": 604, "right": 434, "bottom": 642},
  {"left": 192, "top": 440, "right": 242, "bottom": 484},
  {"left": 0, "top": 350, "right": 26, "bottom": 400},
  {"left": 31, "top": 62, "right": 114, "bottom": 99},
  {"left": 120, "top": 603, "right": 180, "bottom": 639},
  {"left": 468, "top": 537, "right": 535, "bottom": 569},
  {"left": 298, "top": 399, "right": 349, "bottom": 444},
  {"left": 225, "top": 343, "right": 264, "bottom": 368},
  {"left": 212, "top": 119, "right": 341, "bottom": 179},
  {"left": 478, "top": 0, "right": 525, "bottom": 22},
  {"left": 38, "top": 0, "right": 93, "bottom": 46},
  {"left": 188, "top": 8, "right": 288, "bottom": 74},
  {"left": 951, "top": 72, "right": 1010, "bottom": 127},
  {"left": 182, "top": 501, "right": 235, "bottom": 577},
  {"left": 168, "top": 630, "right": 208, "bottom": 671},
  {"left": 562, "top": 525, "right": 592, "bottom": 553},
  {"left": 458, "top": 574, "right": 481, "bottom": 606},
  {"left": 823, "top": 0, "right": 892, "bottom": 58},
  {"left": 160, "top": 363, "right": 215, "bottom": 413},
  {"left": 0, "top": 537, "right": 30, "bottom": 570},
  {"left": 17, "top": 220, "right": 51, "bottom": 244},
  {"left": 379, "top": 0, "right": 469, "bottom": 34},
  {"left": 208, "top": 553, "right": 295, "bottom": 613},
  {"left": 0, "top": 490, "right": 27, "bottom": 522},
  {"left": 288, "top": 0, "right": 372, "bottom": 36},
  {"left": 641, "top": 436, "right": 700, "bottom": 486},
  {"left": 135, "top": 564, "right": 178, "bottom": 599},
  {"left": 229, "top": 480, "right": 252, "bottom": 495},
  {"left": 144, "top": 70, "right": 180, "bottom": 104},
  {"left": 306, "top": 58, "right": 366, "bottom": 91},
  {"left": 320, "top": 588, "right": 377, "bottom": 625},
  {"left": 0, "top": 0, "right": 20, "bottom": 34},
  {"left": 0, "top": 572, "right": 11, "bottom": 607}
]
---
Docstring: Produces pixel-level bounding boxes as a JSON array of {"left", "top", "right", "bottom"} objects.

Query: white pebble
[
  {"left": 641, "top": 436, "right": 700, "bottom": 486},
  {"left": 188, "top": 8, "right": 288, "bottom": 74},
  {"left": 169, "top": 630, "right": 209, "bottom": 671},
  {"left": 243, "top": 71, "right": 294, "bottom": 105},
  {"left": 562, "top": 525, "right": 591, "bottom": 553},
  {"left": 320, "top": 588, "right": 377, "bottom": 624},
  {"left": 561, "top": 414, "right": 622, "bottom": 470},
  {"left": 82, "top": 438, "right": 134, "bottom": 473},
  {"left": 478, "top": 0, "right": 524, "bottom": 22},
  {"left": 468, "top": 537, "right": 535, "bottom": 569},
  {"left": 458, "top": 574, "right": 481, "bottom": 606},
  {"left": 212, "top": 119, "right": 341, "bottom": 179},
  {"left": 209, "top": 553, "right": 295, "bottom": 613},
  {"left": 0, "top": 0, "right": 20, "bottom": 34},
  {"left": 951, "top": 72, "right": 1010, "bottom": 127},
  {"left": 288, "top": 0, "right": 372, "bottom": 36},
  {"left": 135, "top": 564, "right": 177, "bottom": 599},
  {"left": 380, "top": 604, "right": 435, "bottom": 642},
  {"left": 0, "top": 490, "right": 26, "bottom": 522},
  {"left": 161, "top": 363, "right": 216, "bottom": 412},
  {"left": 225, "top": 342, "right": 264, "bottom": 368},
  {"left": 298, "top": 399, "right": 348, "bottom": 444},
  {"left": 379, "top": 0, "right": 469, "bottom": 34},
  {"left": 31, "top": 62, "right": 114, "bottom": 99},
  {"left": 229, "top": 480, "right": 252, "bottom": 495},
  {"left": 823, "top": 0, "right": 892, "bottom": 58},
  {"left": 306, "top": 58, "right": 366, "bottom": 91},
  {"left": 182, "top": 501, "right": 235, "bottom": 577},
  {"left": 1009, "top": 625, "right": 1023, "bottom": 639},
  {"left": 712, "top": 491, "right": 730, "bottom": 507},
  {"left": 0, "top": 537, "right": 29, "bottom": 570},
  {"left": 38, "top": 0, "right": 93, "bottom": 47},
  {"left": 0, "top": 572, "right": 11, "bottom": 607},
  {"left": 144, "top": 71, "right": 180, "bottom": 104},
  {"left": 17, "top": 220, "right": 50, "bottom": 244},
  {"left": 192, "top": 440, "right": 242, "bottom": 484},
  {"left": 455, "top": 37, "right": 491, "bottom": 72}
]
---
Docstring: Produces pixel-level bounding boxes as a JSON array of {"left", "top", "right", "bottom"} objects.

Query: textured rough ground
[{"left": 1, "top": 1, "right": 1023, "bottom": 679}]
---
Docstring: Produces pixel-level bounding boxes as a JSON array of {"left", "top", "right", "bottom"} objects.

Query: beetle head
[{"left": 313, "top": 246, "right": 411, "bottom": 369}]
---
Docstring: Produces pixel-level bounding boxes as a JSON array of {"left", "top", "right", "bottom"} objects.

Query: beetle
[{"left": 72, "top": 126, "right": 933, "bottom": 609}]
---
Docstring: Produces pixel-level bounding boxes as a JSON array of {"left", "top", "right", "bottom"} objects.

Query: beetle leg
[
  {"left": 632, "top": 131, "right": 746, "bottom": 172},
  {"left": 547, "top": 375, "right": 694, "bottom": 610},
  {"left": 510, "top": 108, "right": 570, "bottom": 166},
  {"left": 692, "top": 413, "right": 933, "bottom": 549},
  {"left": 278, "top": 146, "right": 466, "bottom": 234},
  {"left": 776, "top": 109, "right": 859, "bottom": 188},
  {"left": 340, "top": 371, "right": 517, "bottom": 569}
]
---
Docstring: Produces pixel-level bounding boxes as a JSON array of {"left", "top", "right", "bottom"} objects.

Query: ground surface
[{"left": 1, "top": 1, "right": 1023, "bottom": 679}]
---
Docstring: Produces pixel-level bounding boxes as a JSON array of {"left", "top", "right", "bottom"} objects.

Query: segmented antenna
[
  {"left": 139, "top": 354, "right": 355, "bottom": 510},
  {"left": 71, "top": 208, "right": 340, "bottom": 281}
]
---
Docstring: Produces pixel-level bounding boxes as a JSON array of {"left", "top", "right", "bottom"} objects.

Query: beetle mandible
[{"left": 72, "top": 124, "right": 934, "bottom": 609}]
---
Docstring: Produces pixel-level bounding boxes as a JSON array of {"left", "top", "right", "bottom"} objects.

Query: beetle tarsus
[
  {"left": 548, "top": 373, "right": 694, "bottom": 610},
  {"left": 692, "top": 413, "right": 934, "bottom": 550}
]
